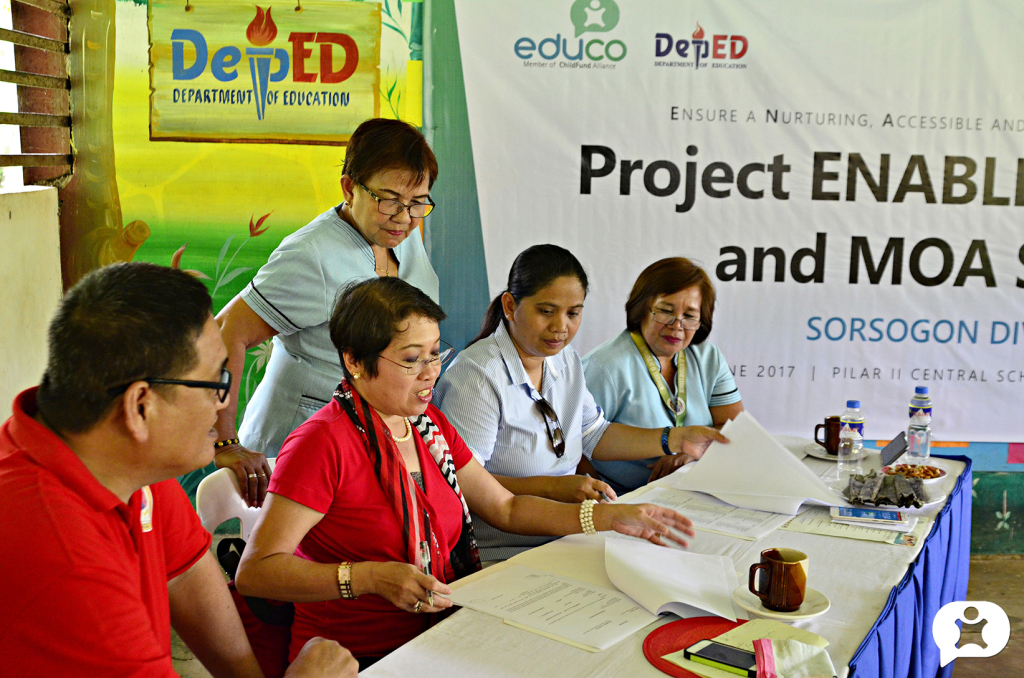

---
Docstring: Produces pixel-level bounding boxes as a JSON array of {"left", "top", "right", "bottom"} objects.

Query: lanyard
[{"left": 629, "top": 331, "right": 687, "bottom": 426}]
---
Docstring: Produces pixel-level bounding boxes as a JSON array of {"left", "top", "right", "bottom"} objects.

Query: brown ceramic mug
[
  {"left": 748, "top": 548, "right": 808, "bottom": 612},
  {"left": 814, "top": 415, "right": 841, "bottom": 455}
]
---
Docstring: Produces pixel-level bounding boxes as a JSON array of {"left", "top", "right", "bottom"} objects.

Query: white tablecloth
[{"left": 363, "top": 452, "right": 965, "bottom": 678}]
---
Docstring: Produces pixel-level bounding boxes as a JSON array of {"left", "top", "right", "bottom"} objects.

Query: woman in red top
[{"left": 236, "top": 278, "right": 697, "bottom": 668}]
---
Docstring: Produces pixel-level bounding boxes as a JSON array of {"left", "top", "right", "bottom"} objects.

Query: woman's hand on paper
[
  {"left": 596, "top": 504, "right": 695, "bottom": 547},
  {"left": 647, "top": 454, "right": 690, "bottom": 482},
  {"left": 355, "top": 561, "right": 453, "bottom": 614},
  {"left": 546, "top": 475, "right": 617, "bottom": 503},
  {"left": 669, "top": 426, "right": 729, "bottom": 461}
]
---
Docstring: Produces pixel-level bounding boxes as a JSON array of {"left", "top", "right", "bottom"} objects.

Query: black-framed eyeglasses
[
  {"left": 106, "top": 366, "right": 233, "bottom": 403},
  {"left": 359, "top": 182, "right": 435, "bottom": 218},
  {"left": 535, "top": 397, "right": 566, "bottom": 458},
  {"left": 649, "top": 309, "right": 701, "bottom": 330},
  {"left": 376, "top": 341, "right": 454, "bottom": 376}
]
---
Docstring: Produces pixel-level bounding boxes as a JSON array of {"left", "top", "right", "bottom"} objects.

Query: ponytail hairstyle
[{"left": 470, "top": 244, "right": 590, "bottom": 346}]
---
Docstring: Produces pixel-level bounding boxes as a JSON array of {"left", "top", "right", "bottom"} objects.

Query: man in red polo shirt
[{"left": 0, "top": 263, "right": 356, "bottom": 678}]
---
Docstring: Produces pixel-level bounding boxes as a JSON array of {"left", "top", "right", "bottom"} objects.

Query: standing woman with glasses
[
  {"left": 434, "top": 245, "right": 727, "bottom": 561},
  {"left": 583, "top": 258, "right": 744, "bottom": 495},
  {"left": 211, "top": 118, "right": 440, "bottom": 508}
]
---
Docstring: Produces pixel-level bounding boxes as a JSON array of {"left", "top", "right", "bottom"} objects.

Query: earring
[{"left": 351, "top": 372, "right": 361, "bottom": 380}]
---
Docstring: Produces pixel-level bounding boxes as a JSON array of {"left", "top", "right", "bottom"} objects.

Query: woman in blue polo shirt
[
  {"left": 583, "top": 257, "right": 744, "bottom": 494},
  {"left": 435, "top": 245, "right": 726, "bottom": 561}
]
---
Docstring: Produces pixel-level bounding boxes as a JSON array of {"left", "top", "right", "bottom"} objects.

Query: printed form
[
  {"left": 446, "top": 564, "right": 658, "bottom": 651},
  {"left": 631, "top": 486, "right": 794, "bottom": 541}
]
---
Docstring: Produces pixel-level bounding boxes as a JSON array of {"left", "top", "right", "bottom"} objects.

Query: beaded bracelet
[
  {"left": 214, "top": 437, "right": 240, "bottom": 449},
  {"left": 579, "top": 499, "right": 597, "bottom": 535},
  {"left": 337, "top": 562, "right": 357, "bottom": 599}
]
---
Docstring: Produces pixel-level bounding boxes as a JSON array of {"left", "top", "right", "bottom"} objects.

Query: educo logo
[
  {"left": 932, "top": 601, "right": 1010, "bottom": 667},
  {"left": 514, "top": 0, "right": 627, "bottom": 63}
]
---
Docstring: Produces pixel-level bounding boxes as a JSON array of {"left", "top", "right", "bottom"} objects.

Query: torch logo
[{"left": 247, "top": 6, "right": 277, "bottom": 120}]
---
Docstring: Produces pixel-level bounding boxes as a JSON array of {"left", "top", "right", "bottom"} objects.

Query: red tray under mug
[{"left": 643, "top": 616, "right": 749, "bottom": 678}]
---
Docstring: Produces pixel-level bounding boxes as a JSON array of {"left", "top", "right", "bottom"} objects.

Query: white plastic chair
[{"left": 196, "top": 458, "right": 276, "bottom": 540}]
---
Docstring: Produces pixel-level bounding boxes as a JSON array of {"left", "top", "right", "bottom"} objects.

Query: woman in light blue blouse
[
  {"left": 583, "top": 257, "right": 744, "bottom": 494},
  {"left": 435, "top": 245, "right": 726, "bottom": 561},
  {"left": 211, "top": 119, "right": 441, "bottom": 507}
]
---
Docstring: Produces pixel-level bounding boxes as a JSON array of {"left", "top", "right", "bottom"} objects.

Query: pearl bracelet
[
  {"left": 579, "top": 499, "right": 597, "bottom": 535},
  {"left": 337, "top": 562, "right": 357, "bottom": 599}
]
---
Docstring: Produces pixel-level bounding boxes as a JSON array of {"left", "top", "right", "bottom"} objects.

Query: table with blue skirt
[{"left": 363, "top": 451, "right": 972, "bottom": 678}]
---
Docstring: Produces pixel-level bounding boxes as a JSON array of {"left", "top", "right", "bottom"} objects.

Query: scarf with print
[{"left": 333, "top": 379, "right": 480, "bottom": 583}]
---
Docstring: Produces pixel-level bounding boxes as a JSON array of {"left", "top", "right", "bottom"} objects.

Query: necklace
[
  {"left": 375, "top": 252, "right": 390, "bottom": 276},
  {"left": 391, "top": 417, "right": 413, "bottom": 443}
]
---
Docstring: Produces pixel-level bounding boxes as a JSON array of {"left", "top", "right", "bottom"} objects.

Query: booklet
[{"left": 603, "top": 537, "right": 743, "bottom": 622}]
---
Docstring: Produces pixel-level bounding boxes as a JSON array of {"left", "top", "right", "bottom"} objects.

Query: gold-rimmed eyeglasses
[
  {"left": 359, "top": 183, "right": 435, "bottom": 219},
  {"left": 649, "top": 309, "right": 701, "bottom": 330},
  {"left": 377, "top": 342, "right": 454, "bottom": 375}
]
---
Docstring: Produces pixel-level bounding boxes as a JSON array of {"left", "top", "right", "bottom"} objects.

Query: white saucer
[
  {"left": 804, "top": 442, "right": 838, "bottom": 461},
  {"left": 732, "top": 586, "right": 831, "bottom": 621}
]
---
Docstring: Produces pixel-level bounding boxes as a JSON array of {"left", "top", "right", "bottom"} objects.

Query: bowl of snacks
[{"left": 882, "top": 464, "right": 946, "bottom": 484}]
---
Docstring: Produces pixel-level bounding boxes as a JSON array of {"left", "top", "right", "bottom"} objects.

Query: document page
[
  {"left": 671, "top": 411, "right": 846, "bottom": 514},
  {"left": 630, "top": 486, "right": 793, "bottom": 540},
  {"left": 445, "top": 564, "right": 658, "bottom": 652},
  {"left": 604, "top": 537, "right": 741, "bottom": 621},
  {"left": 780, "top": 506, "right": 930, "bottom": 547}
]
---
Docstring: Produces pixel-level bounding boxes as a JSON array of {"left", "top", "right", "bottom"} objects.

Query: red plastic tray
[{"left": 643, "top": 616, "right": 748, "bottom": 678}]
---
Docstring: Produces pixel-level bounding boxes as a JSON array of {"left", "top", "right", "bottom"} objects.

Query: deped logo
[
  {"left": 932, "top": 601, "right": 1010, "bottom": 667},
  {"left": 514, "top": 0, "right": 626, "bottom": 63}
]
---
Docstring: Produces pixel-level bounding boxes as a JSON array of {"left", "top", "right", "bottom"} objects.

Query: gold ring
[
  {"left": 414, "top": 600, "right": 423, "bottom": 613},
  {"left": 247, "top": 473, "right": 258, "bottom": 479},
  {"left": 257, "top": 473, "right": 266, "bottom": 478}
]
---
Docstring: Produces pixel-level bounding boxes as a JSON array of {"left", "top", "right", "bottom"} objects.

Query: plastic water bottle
[
  {"left": 835, "top": 400, "right": 865, "bottom": 482},
  {"left": 839, "top": 400, "right": 865, "bottom": 453},
  {"left": 837, "top": 430, "right": 863, "bottom": 477},
  {"left": 906, "top": 386, "right": 932, "bottom": 464}
]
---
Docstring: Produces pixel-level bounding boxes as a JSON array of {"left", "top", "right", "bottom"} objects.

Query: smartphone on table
[{"left": 683, "top": 639, "right": 757, "bottom": 678}]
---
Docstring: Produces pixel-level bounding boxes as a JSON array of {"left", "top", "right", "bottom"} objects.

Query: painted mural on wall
[
  {"left": 149, "top": 0, "right": 381, "bottom": 143},
  {"left": 105, "top": 0, "right": 423, "bottom": 423}
]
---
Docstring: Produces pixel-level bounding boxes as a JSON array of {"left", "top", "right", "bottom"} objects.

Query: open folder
[{"left": 672, "top": 411, "right": 847, "bottom": 514}]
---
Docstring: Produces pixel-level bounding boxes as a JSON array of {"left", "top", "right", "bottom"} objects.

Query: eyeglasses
[
  {"left": 106, "top": 366, "right": 233, "bottom": 403},
  {"left": 650, "top": 309, "right": 701, "bottom": 330},
  {"left": 377, "top": 342, "right": 454, "bottom": 376},
  {"left": 359, "top": 183, "right": 435, "bottom": 219},
  {"left": 534, "top": 397, "right": 566, "bottom": 458}
]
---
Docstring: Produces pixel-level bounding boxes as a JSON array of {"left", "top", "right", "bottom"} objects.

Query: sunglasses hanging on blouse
[{"left": 534, "top": 397, "right": 566, "bottom": 458}]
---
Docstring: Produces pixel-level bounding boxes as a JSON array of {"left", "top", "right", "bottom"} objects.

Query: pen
[
  {"left": 583, "top": 473, "right": 610, "bottom": 502},
  {"left": 419, "top": 541, "right": 433, "bottom": 608}
]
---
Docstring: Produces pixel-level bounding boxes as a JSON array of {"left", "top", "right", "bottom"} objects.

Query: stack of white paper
[
  {"left": 604, "top": 538, "right": 742, "bottom": 622},
  {"left": 672, "top": 411, "right": 847, "bottom": 514}
]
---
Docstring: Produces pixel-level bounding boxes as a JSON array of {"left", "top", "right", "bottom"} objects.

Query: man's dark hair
[
  {"left": 329, "top": 277, "right": 446, "bottom": 379},
  {"left": 342, "top": 118, "right": 439, "bottom": 189},
  {"left": 36, "top": 262, "right": 213, "bottom": 433}
]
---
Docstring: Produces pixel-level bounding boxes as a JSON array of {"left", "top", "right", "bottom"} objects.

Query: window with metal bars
[{"left": 1, "top": 0, "right": 72, "bottom": 185}]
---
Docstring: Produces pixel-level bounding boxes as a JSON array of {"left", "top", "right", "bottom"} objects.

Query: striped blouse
[{"left": 435, "top": 322, "right": 610, "bottom": 560}]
